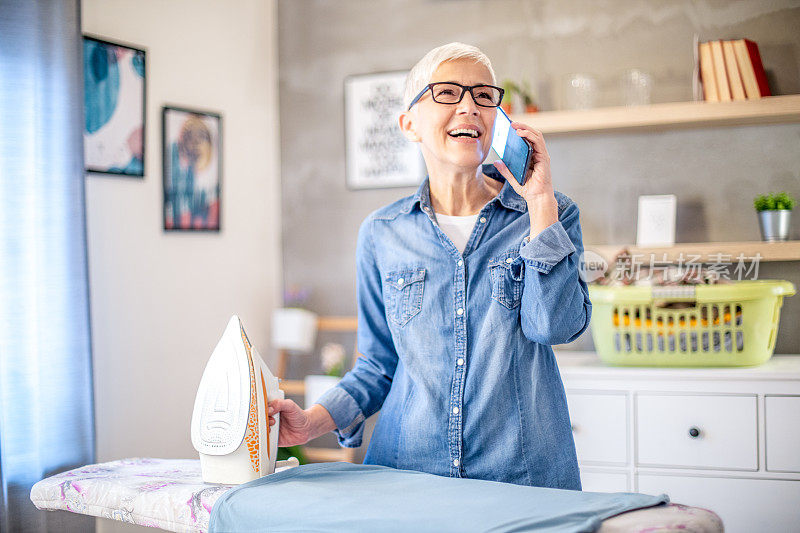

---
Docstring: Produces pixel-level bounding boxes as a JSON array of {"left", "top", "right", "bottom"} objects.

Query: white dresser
[{"left": 556, "top": 352, "right": 800, "bottom": 533}]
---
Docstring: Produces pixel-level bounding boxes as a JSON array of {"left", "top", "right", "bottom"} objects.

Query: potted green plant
[
  {"left": 754, "top": 191, "right": 794, "bottom": 242},
  {"left": 500, "top": 79, "right": 538, "bottom": 114}
]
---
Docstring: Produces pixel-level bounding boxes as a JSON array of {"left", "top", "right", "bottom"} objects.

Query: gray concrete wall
[{"left": 277, "top": 0, "right": 800, "bottom": 377}]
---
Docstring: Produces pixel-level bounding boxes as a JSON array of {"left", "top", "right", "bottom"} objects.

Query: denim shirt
[{"left": 317, "top": 169, "right": 592, "bottom": 489}]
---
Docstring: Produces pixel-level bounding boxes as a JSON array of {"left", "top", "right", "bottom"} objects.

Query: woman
[{"left": 269, "top": 42, "right": 591, "bottom": 489}]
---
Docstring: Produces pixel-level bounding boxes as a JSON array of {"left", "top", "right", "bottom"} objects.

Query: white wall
[{"left": 81, "top": 1, "right": 281, "bottom": 530}]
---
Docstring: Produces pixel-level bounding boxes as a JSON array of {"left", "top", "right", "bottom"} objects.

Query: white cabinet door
[
  {"left": 638, "top": 474, "right": 800, "bottom": 533},
  {"left": 566, "top": 391, "right": 628, "bottom": 465},
  {"left": 580, "top": 469, "right": 629, "bottom": 493},
  {"left": 765, "top": 395, "right": 800, "bottom": 472},
  {"left": 636, "top": 394, "right": 757, "bottom": 470}
]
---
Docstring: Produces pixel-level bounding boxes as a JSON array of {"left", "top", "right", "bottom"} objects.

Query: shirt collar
[
  {"left": 482, "top": 163, "right": 528, "bottom": 212},
  {"left": 495, "top": 180, "right": 528, "bottom": 212},
  {"left": 411, "top": 178, "right": 433, "bottom": 213}
]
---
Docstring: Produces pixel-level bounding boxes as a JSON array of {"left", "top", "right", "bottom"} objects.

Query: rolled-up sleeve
[
  {"left": 316, "top": 216, "right": 398, "bottom": 448},
  {"left": 517, "top": 200, "right": 592, "bottom": 345}
]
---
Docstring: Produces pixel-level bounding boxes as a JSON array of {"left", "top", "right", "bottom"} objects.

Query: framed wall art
[
  {"left": 344, "top": 71, "right": 425, "bottom": 189},
  {"left": 162, "top": 106, "right": 222, "bottom": 232},
  {"left": 83, "top": 35, "right": 146, "bottom": 177}
]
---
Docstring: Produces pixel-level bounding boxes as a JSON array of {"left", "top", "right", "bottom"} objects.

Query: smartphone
[{"left": 490, "top": 107, "right": 533, "bottom": 185}]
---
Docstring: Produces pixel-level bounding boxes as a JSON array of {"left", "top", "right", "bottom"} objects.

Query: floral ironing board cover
[
  {"left": 30, "top": 458, "right": 722, "bottom": 533},
  {"left": 31, "top": 458, "right": 234, "bottom": 532}
]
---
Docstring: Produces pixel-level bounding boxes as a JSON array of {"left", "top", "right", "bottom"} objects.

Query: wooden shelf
[
  {"left": 317, "top": 315, "right": 357, "bottom": 332},
  {"left": 587, "top": 240, "right": 800, "bottom": 265},
  {"left": 512, "top": 94, "right": 800, "bottom": 135},
  {"left": 276, "top": 315, "right": 358, "bottom": 380},
  {"left": 279, "top": 379, "right": 306, "bottom": 395}
]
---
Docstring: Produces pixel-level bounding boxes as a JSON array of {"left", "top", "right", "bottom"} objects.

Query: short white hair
[{"left": 404, "top": 42, "right": 497, "bottom": 110}]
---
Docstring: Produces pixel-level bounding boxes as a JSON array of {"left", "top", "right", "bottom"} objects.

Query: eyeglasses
[{"left": 407, "top": 82, "right": 504, "bottom": 110}]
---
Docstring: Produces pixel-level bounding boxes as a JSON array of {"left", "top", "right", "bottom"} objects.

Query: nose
[{"left": 455, "top": 89, "right": 480, "bottom": 115}]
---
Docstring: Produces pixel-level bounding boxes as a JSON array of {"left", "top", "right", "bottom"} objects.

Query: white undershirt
[{"left": 435, "top": 212, "right": 480, "bottom": 254}]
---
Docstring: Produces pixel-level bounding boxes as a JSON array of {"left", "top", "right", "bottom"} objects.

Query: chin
[{"left": 450, "top": 153, "right": 488, "bottom": 170}]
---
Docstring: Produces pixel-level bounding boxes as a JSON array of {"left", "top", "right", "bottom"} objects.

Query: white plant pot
[
  {"left": 272, "top": 308, "right": 318, "bottom": 352},
  {"left": 304, "top": 375, "right": 341, "bottom": 409}
]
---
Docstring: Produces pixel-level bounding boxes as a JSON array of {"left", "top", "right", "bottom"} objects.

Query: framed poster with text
[{"left": 344, "top": 71, "right": 425, "bottom": 189}]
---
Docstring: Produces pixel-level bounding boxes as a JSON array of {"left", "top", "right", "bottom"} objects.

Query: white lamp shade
[{"left": 272, "top": 308, "right": 318, "bottom": 352}]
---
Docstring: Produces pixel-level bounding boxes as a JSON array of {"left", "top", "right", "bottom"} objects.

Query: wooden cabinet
[{"left": 557, "top": 352, "right": 800, "bottom": 533}]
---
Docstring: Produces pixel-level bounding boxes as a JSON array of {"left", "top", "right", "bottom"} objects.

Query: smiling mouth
[{"left": 447, "top": 128, "right": 480, "bottom": 139}]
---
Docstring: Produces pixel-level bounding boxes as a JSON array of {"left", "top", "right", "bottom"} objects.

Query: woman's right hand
[
  {"left": 269, "top": 399, "right": 338, "bottom": 447},
  {"left": 268, "top": 398, "right": 313, "bottom": 447}
]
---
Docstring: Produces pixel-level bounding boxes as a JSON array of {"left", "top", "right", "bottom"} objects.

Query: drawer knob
[{"left": 688, "top": 427, "right": 701, "bottom": 438}]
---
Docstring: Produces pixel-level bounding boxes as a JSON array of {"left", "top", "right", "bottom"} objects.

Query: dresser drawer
[
  {"left": 636, "top": 394, "right": 757, "bottom": 470},
  {"left": 566, "top": 391, "right": 628, "bottom": 465},
  {"left": 580, "top": 469, "right": 629, "bottom": 492},
  {"left": 638, "top": 474, "right": 800, "bottom": 533},
  {"left": 766, "top": 395, "right": 800, "bottom": 472}
]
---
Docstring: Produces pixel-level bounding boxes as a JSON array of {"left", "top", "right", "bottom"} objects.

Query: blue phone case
[{"left": 490, "top": 107, "right": 532, "bottom": 185}]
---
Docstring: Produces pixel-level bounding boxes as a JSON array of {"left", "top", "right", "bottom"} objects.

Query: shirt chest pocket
[
  {"left": 384, "top": 267, "right": 426, "bottom": 327},
  {"left": 489, "top": 251, "right": 525, "bottom": 309}
]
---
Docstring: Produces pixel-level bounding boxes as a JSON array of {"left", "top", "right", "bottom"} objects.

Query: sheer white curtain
[{"left": 0, "top": 1, "right": 95, "bottom": 531}]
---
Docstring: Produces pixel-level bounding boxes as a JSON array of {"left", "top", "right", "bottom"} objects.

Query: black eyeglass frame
[{"left": 407, "top": 82, "right": 505, "bottom": 111}]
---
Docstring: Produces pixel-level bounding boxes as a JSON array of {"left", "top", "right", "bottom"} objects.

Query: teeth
[{"left": 448, "top": 128, "right": 479, "bottom": 138}]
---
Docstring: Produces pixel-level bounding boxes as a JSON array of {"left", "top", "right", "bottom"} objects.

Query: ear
[{"left": 398, "top": 110, "right": 421, "bottom": 142}]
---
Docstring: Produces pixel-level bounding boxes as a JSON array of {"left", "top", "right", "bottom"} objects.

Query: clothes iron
[{"left": 191, "top": 315, "right": 296, "bottom": 484}]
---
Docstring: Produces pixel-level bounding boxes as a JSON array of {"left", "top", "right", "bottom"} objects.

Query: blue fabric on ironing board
[{"left": 209, "top": 462, "right": 669, "bottom": 532}]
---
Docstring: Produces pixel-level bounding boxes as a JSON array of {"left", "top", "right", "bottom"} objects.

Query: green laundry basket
[{"left": 588, "top": 280, "right": 795, "bottom": 367}]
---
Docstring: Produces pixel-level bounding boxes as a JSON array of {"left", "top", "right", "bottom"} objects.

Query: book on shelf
[
  {"left": 698, "top": 38, "right": 772, "bottom": 102},
  {"left": 710, "top": 40, "right": 731, "bottom": 101},
  {"left": 722, "top": 40, "right": 746, "bottom": 101},
  {"left": 732, "top": 38, "right": 771, "bottom": 99},
  {"left": 698, "top": 41, "right": 718, "bottom": 102}
]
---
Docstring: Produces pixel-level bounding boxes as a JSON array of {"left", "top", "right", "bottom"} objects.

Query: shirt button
[
  {"left": 506, "top": 257, "right": 514, "bottom": 264},
  {"left": 397, "top": 278, "right": 404, "bottom": 285},
  {"left": 457, "top": 358, "right": 464, "bottom": 365},
  {"left": 452, "top": 407, "right": 459, "bottom": 414},
  {"left": 457, "top": 259, "right": 463, "bottom": 267},
  {"left": 453, "top": 459, "right": 460, "bottom": 467},
  {"left": 456, "top": 308, "right": 464, "bottom": 316},
  {"left": 479, "top": 217, "right": 486, "bottom": 223}
]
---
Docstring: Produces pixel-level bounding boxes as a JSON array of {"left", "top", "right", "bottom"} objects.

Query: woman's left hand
[
  {"left": 492, "top": 122, "right": 555, "bottom": 203},
  {"left": 492, "top": 122, "right": 559, "bottom": 237}
]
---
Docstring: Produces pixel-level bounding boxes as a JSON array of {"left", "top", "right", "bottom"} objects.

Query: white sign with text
[{"left": 637, "top": 194, "right": 677, "bottom": 246}]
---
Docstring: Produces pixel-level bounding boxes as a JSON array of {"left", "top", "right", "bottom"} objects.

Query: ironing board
[{"left": 30, "top": 458, "right": 723, "bottom": 532}]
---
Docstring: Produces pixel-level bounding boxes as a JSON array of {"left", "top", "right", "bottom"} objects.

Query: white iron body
[{"left": 191, "top": 315, "right": 286, "bottom": 484}]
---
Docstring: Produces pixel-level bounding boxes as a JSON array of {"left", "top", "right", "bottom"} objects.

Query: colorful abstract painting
[
  {"left": 162, "top": 106, "right": 222, "bottom": 232},
  {"left": 83, "top": 36, "right": 146, "bottom": 176}
]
